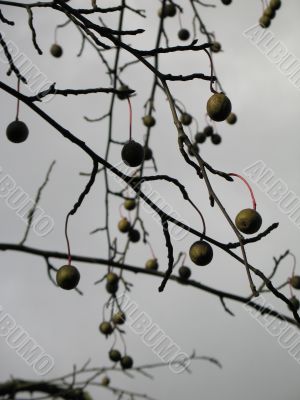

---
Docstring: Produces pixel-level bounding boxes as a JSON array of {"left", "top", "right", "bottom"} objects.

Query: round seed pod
[
  {"left": 269, "top": 0, "right": 281, "bottom": 10},
  {"left": 188, "top": 143, "right": 199, "bottom": 157},
  {"left": 288, "top": 296, "right": 300, "bottom": 311},
  {"left": 99, "top": 321, "right": 113, "bottom": 335},
  {"left": 203, "top": 125, "right": 214, "bottom": 137},
  {"left": 112, "top": 311, "right": 126, "bottom": 325},
  {"left": 56, "top": 265, "right": 80, "bottom": 290},
  {"left": 144, "top": 147, "right": 153, "bottom": 161},
  {"left": 50, "top": 43, "right": 63, "bottom": 58},
  {"left": 189, "top": 241, "right": 213, "bottom": 266},
  {"left": 180, "top": 112, "right": 193, "bottom": 126},
  {"left": 235, "top": 208, "right": 262, "bottom": 235},
  {"left": 145, "top": 258, "right": 159, "bottom": 270},
  {"left": 121, "top": 140, "right": 144, "bottom": 167},
  {"left": 221, "top": 0, "right": 232, "bottom": 4},
  {"left": 259, "top": 15, "right": 271, "bottom": 28},
  {"left": 165, "top": 3, "right": 177, "bottom": 16},
  {"left": 120, "top": 355, "right": 134, "bottom": 369},
  {"left": 6, "top": 120, "right": 29, "bottom": 143},
  {"left": 195, "top": 132, "right": 206, "bottom": 144},
  {"left": 117, "top": 85, "right": 130, "bottom": 100},
  {"left": 106, "top": 281, "right": 119, "bottom": 294},
  {"left": 124, "top": 198, "right": 136, "bottom": 211},
  {"left": 106, "top": 272, "right": 119, "bottom": 285},
  {"left": 264, "top": 6, "right": 276, "bottom": 19},
  {"left": 101, "top": 376, "right": 110, "bottom": 386},
  {"left": 142, "top": 115, "right": 156, "bottom": 127},
  {"left": 211, "top": 41, "right": 222, "bottom": 53},
  {"left": 118, "top": 218, "right": 131, "bottom": 233},
  {"left": 178, "top": 29, "right": 190, "bottom": 41},
  {"left": 178, "top": 266, "right": 191, "bottom": 280},
  {"left": 290, "top": 276, "right": 300, "bottom": 290},
  {"left": 128, "top": 228, "right": 140, "bottom": 243},
  {"left": 109, "top": 349, "right": 122, "bottom": 362},
  {"left": 211, "top": 133, "right": 222, "bottom": 145},
  {"left": 207, "top": 93, "right": 232, "bottom": 122},
  {"left": 226, "top": 112, "right": 237, "bottom": 125}
]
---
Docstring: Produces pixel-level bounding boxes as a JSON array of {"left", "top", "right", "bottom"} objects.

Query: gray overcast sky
[{"left": 0, "top": 1, "right": 300, "bottom": 400}]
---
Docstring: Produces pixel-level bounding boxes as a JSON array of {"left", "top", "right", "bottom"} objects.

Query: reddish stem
[
  {"left": 181, "top": 252, "right": 187, "bottom": 266},
  {"left": 127, "top": 97, "right": 132, "bottom": 141},
  {"left": 229, "top": 173, "right": 257, "bottom": 210},
  {"left": 148, "top": 242, "right": 156, "bottom": 259},
  {"left": 119, "top": 203, "right": 125, "bottom": 218}
]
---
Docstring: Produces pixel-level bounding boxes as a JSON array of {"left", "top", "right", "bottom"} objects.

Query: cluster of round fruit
[
  {"left": 99, "top": 311, "right": 134, "bottom": 369},
  {"left": 289, "top": 276, "right": 300, "bottom": 311},
  {"left": 259, "top": 0, "right": 281, "bottom": 28},
  {"left": 187, "top": 209, "right": 262, "bottom": 268},
  {"left": 118, "top": 200, "right": 141, "bottom": 243},
  {"left": 194, "top": 125, "right": 222, "bottom": 148}
]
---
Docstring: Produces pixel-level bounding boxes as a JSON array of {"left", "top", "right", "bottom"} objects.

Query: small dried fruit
[
  {"left": 290, "top": 276, "right": 300, "bottom": 290},
  {"left": 109, "top": 349, "right": 122, "bottom": 362},
  {"left": 121, "top": 355, "right": 133, "bottom": 369},
  {"left": 226, "top": 112, "right": 237, "bottom": 125},
  {"left": 6, "top": 120, "right": 29, "bottom": 143},
  {"left": 99, "top": 321, "right": 113, "bottom": 335},
  {"left": 145, "top": 258, "right": 159, "bottom": 270},
  {"left": 112, "top": 311, "right": 126, "bottom": 325},
  {"left": 106, "top": 281, "right": 119, "bottom": 294},
  {"left": 117, "top": 85, "right": 130, "bottom": 100},
  {"left": 178, "top": 266, "right": 191, "bottom": 280},
  {"left": 142, "top": 115, "right": 156, "bottom": 127},
  {"left": 195, "top": 132, "right": 206, "bottom": 144},
  {"left": 128, "top": 228, "right": 140, "bottom": 243},
  {"left": 178, "top": 29, "right": 190, "bottom": 41},
  {"left": 211, "top": 42, "right": 222, "bottom": 53},
  {"left": 235, "top": 209, "right": 262, "bottom": 235},
  {"left": 203, "top": 126, "right": 213, "bottom": 136},
  {"left": 107, "top": 272, "right": 119, "bottom": 285},
  {"left": 101, "top": 376, "right": 110, "bottom": 386},
  {"left": 121, "top": 140, "right": 144, "bottom": 167},
  {"left": 180, "top": 112, "right": 193, "bottom": 126},
  {"left": 189, "top": 241, "right": 213, "bottom": 266},
  {"left": 269, "top": 0, "right": 281, "bottom": 10},
  {"left": 288, "top": 296, "right": 300, "bottom": 311},
  {"left": 56, "top": 265, "right": 80, "bottom": 290},
  {"left": 211, "top": 133, "right": 222, "bottom": 145},
  {"left": 124, "top": 198, "right": 136, "bottom": 211},
  {"left": 118, "top": 218, "right": 131, "bottom": 233},
  {"left": 207, "top": 93, "right": 232, "bottom": 122},
  {"left": 50, "top": 43, "right": 63, "bottom": 58},
  {"left": 259, "top": 15, "right": 271, "bottom": 28}
]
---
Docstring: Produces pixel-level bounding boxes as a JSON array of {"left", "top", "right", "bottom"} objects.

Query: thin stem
[
  {"left": 127, "top": 97, "right": 132, "bottom": 140},
  {"left": 229, "top": 173, "right": 257, "bottom": 210},
  {"left": 15, "top": 77, "right": 20, "bottom": 120}
]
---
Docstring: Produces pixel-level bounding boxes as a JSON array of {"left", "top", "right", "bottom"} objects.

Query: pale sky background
[{"left": 0, "top": 1, "right": 300, "bottom": 399}]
